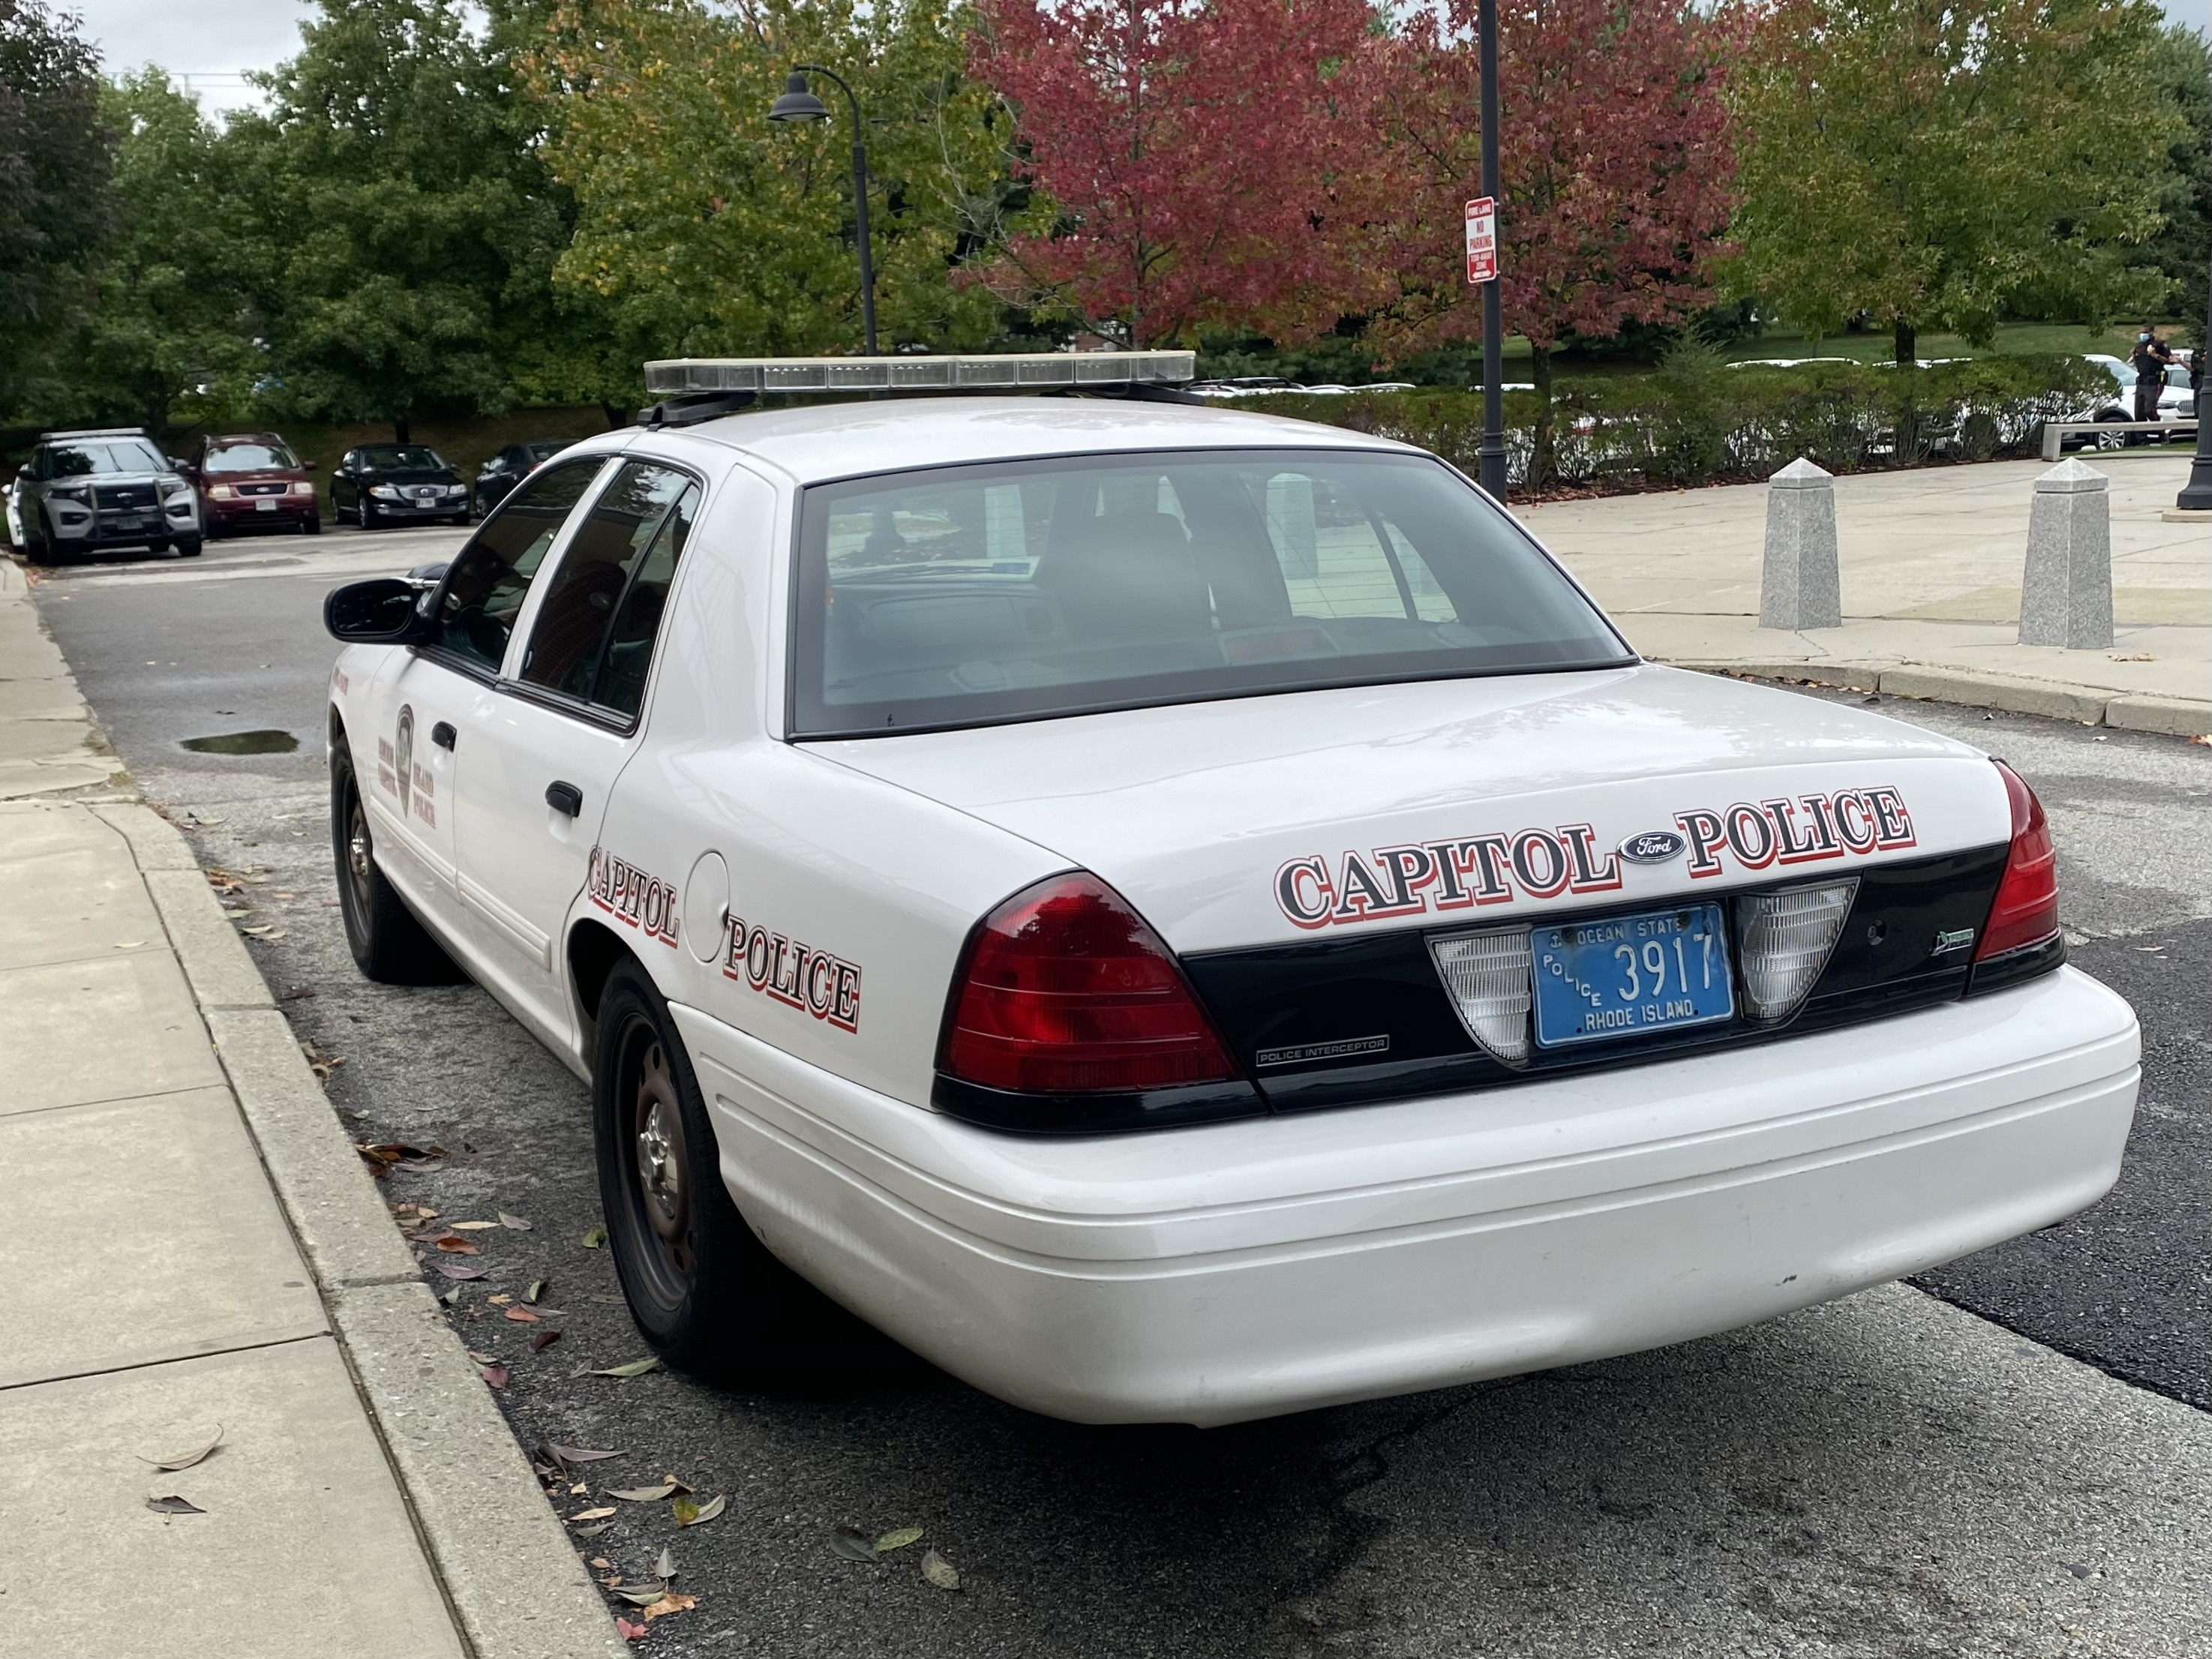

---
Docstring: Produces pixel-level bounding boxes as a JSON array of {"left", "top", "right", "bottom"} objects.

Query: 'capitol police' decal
[
  {"left": 587, "top": 847, "right": 680, "bottom": 947},
  {"left": 720, "top": 914, "right": 862, "bottom": 1033},
  {"left": 1274, "top": 788, "right": 1915, "bottom": 930}
]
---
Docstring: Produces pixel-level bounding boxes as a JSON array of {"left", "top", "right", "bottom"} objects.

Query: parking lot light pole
[
  {"left": 1476, "top": 0, "right": 1507, "bottom": 502},
  {"left": 770, "top": 67, "right": 879, "bottom": 356},
  {"left": 2178, "top": 251, "right": 2212, "bottom": 513}
]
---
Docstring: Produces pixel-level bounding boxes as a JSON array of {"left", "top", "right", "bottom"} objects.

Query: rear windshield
[
  {"left": 47, "top": 440, "right": 164, "bottom": 476},
  {"left": 791, "top": 448, "right": 1630, "bottom": 737},
  {"left": 206, "top": 442, "right": 299, "bottom": 472}
]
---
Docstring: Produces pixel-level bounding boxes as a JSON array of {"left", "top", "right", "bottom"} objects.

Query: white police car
[{"left": 323, "top": 352, "right": 2138, "bottom": 1425}]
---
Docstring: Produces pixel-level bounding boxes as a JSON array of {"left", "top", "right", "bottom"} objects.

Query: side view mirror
[{"left": 324, "top": 578, "right": 433, "bottom": 644}]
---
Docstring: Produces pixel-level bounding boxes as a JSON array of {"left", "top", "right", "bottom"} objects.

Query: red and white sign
[{"left": 1464, "top": 196, "right": 1496, "bottom": 285}]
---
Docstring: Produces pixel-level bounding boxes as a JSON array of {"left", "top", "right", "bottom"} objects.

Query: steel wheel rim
[
  {"left": 344, "top": 794, "right": 374, "bottom": 916},
  {"left": 620, "top": 1019, "right": 694, "bottom": 1304}
]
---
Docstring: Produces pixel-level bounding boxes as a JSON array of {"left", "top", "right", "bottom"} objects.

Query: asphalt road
[{"left": 29, "top": 528, "right": 2212, "bottom": 1657}]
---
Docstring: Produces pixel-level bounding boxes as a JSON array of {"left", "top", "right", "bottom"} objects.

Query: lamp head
[{"left": 768, "top": 70, "right": 831, "bottom": 123}]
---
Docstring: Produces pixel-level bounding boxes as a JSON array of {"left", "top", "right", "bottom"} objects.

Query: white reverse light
[
  {"left": 1733, "top": 880, "right": 1858, "bottom": 1023},
  {"left": 643, "top": 350, "right": 1198, "bottom": 398},
  {"left": 1429, "top": 927, "right": 1534, "bottom": 1065}
]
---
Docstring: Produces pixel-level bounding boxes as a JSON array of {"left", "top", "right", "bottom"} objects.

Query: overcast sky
[{"left": 63, "top": 0, "right": 2212, "bottom": 118}]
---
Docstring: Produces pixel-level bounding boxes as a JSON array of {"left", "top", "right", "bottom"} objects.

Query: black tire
[
  {"left": 593, "top": 960, "right": 885, "bottom": 1384},
  {"left": 174, "top": 536, "right": 202, "bottom": 557},
  {"left": 359, "top": 496, "right": 380, "bottom": 530},
  {"left": 304, "top": 514, "right": 323, "bottom": 536},
  {"left": 331, "top": 738, "right": 458, "bottom": 983}
]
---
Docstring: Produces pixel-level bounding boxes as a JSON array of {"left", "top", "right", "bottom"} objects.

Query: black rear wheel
[
  {"left": 330, "top": 738, "right": 458, "bottom": 983},
  {"left": 594, "top": 960, "right": 887, "bottom": 1384}
]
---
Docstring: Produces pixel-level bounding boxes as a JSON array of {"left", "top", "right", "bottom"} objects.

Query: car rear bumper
[{"left": 674, "top": 966, "right": 2138, "bottom": 1426}]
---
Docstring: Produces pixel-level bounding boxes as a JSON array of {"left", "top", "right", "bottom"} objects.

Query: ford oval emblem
[{"left": 1619, "top": 830, "right": 1686, "bottom": 864}]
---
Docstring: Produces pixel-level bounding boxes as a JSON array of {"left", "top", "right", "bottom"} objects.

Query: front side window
[
  {"left": 206, "top": 442, "right": 299, "bottom": 472},
  {"left": 430, "top": 459, "right": 604, "bottom": 674},
  {"left": 791, "top": 449, "right": 1629, "bottom": 737},
  {"left": 518, "top": 462, "right": 695, "bottom": 712}
]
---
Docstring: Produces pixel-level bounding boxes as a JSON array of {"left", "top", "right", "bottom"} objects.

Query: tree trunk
[
  {"left": 394, "top": 412, "right": 411, "bottom": 445},
  {"left": 1892, "top": 322, "right": 1920, "bottom": 461},
  {"left": 1892, "top": 322, "right": 1916, "bottom": 367},
  {"left": 602, "top": 403, "right": 629, "bottom": 430},
  {"left": 1529, "top": 342, "right": 1555, "bottom": 489}
]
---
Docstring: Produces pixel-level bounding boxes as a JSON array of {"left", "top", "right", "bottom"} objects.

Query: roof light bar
[{"left": 642, "top": 350, "right": 1197, "bottom": 397}]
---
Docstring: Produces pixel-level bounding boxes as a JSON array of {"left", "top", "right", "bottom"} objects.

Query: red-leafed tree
[
  {"left": 969, "top": 0, "right": 1385, "bottom": 348},
  {"left": 1371, "top": 0, "right": 1741, "bottom": 482}
]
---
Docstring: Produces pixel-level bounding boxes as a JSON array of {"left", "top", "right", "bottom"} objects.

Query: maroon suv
[{"left": 194, "top": 433, "right": 320, "bottom": 537}]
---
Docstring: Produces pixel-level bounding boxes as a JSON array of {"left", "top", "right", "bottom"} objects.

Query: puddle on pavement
[{"left": 180, "top": 728, "right": 299, "bottom": 755}]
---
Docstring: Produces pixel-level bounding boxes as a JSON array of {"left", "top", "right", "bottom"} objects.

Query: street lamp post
[
  {"left": 2178, "top": 248, "right": 2212, "bottom": 514},
  {"left": 769, "top": 67, "right": 879, "bottom": 356},
  {"left": 1475, "top": 0, "right": 1507, "bottom": 502}
]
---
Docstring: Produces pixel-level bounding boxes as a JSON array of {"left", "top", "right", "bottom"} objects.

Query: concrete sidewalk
[
  {"left": 1520, "top": 452, "right": 2209, "bottom": 734},
  {"left": 0, "top": 561, "right": 623, "bottom": 1659}
]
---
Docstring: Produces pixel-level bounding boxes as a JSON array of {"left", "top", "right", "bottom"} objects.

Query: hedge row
[{"left": 1244, "top": 354, "right": 2114, "bottom": 490}]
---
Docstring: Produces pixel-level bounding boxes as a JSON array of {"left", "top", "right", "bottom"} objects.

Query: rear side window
[
  {"left": 431, "top": 458, "right": 602, "bottom": 674},
  {"left": 518, "top": 462, "right": 694, "bottom": 711},
  {"left": 791, "top": 448, "right": 1628, "bottom": 737}
]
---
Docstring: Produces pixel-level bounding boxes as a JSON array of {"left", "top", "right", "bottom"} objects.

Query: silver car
[{"left": 10, "top": 428, "right": 203, "bottom": 565}]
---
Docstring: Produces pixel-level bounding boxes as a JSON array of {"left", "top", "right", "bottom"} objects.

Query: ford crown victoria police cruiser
[{"left": 322, "top": 352, "right": 2138, "bottom": 1425}]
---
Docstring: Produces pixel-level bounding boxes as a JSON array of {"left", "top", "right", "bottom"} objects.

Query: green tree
[
  {"left": 0, "top": 0, "right": 113, "bottom": 420},
  {"left": 71, "top": 71, "right": 262, "bottom": 433},
  {"left": 2143, "top": 23, "right": 2209, "bottom": 346},
  {"left": 527, "top": 0, "right": 1023, "bottom": 362},
  {"left": 232, "top": 0, "right": 566, "bottom": 440},
  {"left": 1732, "top": 0, "right": 2178, "bottom": 364}
]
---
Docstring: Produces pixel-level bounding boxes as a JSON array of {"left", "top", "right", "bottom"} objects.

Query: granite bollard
[
  {"left": 1758, "top": 458, "right": 1841, "bottom": 630},
  {"left": 2019, "top": 458, "right": 2113, "bottom": 650}
]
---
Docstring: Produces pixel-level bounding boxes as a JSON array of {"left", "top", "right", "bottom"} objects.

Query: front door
[
  {"left": 353, "top": 647, "right": 470, "bottom": 944},
  {"left": 455, "top": 459, "right": 701, "bottom": 1047}
]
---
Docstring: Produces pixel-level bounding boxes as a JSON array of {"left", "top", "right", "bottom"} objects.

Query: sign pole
[
  {"left": 2177, "top": 246, "right": 2212, "bottom": 513},
  {"left": 1475, "top": 0, "right": 1506, "bottom": 502}
]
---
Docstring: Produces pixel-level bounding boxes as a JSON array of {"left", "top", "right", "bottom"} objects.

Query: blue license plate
[{"left": 1532, "top": 903, "right": 1733, "bottom": 1048}]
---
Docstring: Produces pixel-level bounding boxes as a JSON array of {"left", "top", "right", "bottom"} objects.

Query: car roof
[
  {"left": 207, "top": 432, "right": 289, "bottom": 445},
  {"left": 680, "top": 396, "right": 1416, "bottom": 486},
  {"left": 41, "top": 428, "right": 152, "bottom": 441}
]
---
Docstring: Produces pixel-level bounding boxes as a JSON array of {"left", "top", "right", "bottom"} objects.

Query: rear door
[{"left": 452, "top": 459, "right": 701, "bottom": 1044}]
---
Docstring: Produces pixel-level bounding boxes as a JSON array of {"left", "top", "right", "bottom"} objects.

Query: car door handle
[
  {"left": 431, "top": 722, "right": 456, "bottom": 751},
  {"left": 545, "top": 780, "right": 583, "bottom": 818}
]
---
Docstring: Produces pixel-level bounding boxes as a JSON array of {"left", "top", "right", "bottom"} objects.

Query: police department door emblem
[
  {"left": 1619, "top": 830, "right": 1686, "bottom": 864},
  {"left": 394, "top": 705, "right": 415, "bottom": 818}
]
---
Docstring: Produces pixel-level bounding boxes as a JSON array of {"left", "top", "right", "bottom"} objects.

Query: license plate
[
  {"left": 1532, "top": 902, "right": 1733, "bottom": 1048},
  {"left": 107, "top": 515, "right": 150, "bottom": 531},
  {"left": 256, "top": 497, "right": 278, "bottom": 511}
]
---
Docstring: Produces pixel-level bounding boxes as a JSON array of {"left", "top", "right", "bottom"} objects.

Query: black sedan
[
  {"left": 331, "top": 444, "right": 472, "bottom": 529},
  {"left": 475, "top": 440, "right": 574, "bottom": 513}
]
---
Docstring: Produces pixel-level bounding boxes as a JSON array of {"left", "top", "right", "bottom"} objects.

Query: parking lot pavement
[{"left": 29, "top": 538, "right": 2212, "bottom": 1655}]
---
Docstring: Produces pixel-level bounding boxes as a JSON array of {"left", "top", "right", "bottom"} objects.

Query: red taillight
[
  {"left": 1975, "top": 760, "right": 2059, "bottom": 961},
  {"left": 940, "top": 873, "right": 1240, "bottom": 1094}
]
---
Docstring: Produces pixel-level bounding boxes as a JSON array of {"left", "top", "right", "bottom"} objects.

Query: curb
[
  {"left": 119, "top": 800, "right": 628, "bottom": 1659},
  {"left": 1675, "top": 659, "right": 2212, "bottom": 737}
]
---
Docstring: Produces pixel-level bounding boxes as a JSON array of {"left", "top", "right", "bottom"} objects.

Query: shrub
[{"left": 1241, "top": 354, "right": 2111, "bottom": 492}]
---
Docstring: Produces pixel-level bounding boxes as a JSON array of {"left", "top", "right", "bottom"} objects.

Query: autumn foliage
[{"left": 970, "top": 0, "right": 1385, "bottom": 348}]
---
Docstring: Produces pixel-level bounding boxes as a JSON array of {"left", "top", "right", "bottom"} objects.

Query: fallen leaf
[
  {"left": 430, "top": 1261, "right": 488, "bottom": 1280},
  {"left": 504, "top": 1304, "right": 542, "bottom": 1323},
  {"left": 613, "top": 1586, "right": 671, "bottom": 1607},
  {"left": 574, "top": 1521, "right": 615, "bottom": 1540},
  {"left": 589, "top": 1357, "right": 662, "bottom": 1379},
  {"left": 590, "top": 1557, "right": 612, "bottom": 1570},
  {"left": 239, "top": 925, "right": 284, "bottom": 938},
  {"left": 569, "top": 1506, "right": 618, "bottom": 1524},
  {"left": 446, "top": 1220, "right": 500, "bottom": 1231},
  {"left": 875, "top": 1526, "right": 925, "bottom": 1553},
  {"left": 830, "top": 1524, "right": 880, "bottom": 1562},
  {"left": 467, "top": 1349, "right": 497, "bottom": 1365},
  {"left": 530, "top": 1328, "right": 563, "bottom": 1353},
  {"left": 672, "top": 1494, "right": 725, "bottom": 1528},
  {"left": 114, "top": 939, "right": 146, "bottom": 949},
  {"left": 487, "top": 1292, "right": 512, "bottom": 1305},
  {"left": 141, "top": 1428, "right": 224, "bottom": 1472},
  {"left": 608, "top": 1484, "right": 678, "bottom": 1503},
  {"left": 480, "top": 1362, "right": 509, "bottom": 1389},
  {"left": 430, "top": 1234, "right": 481, "bottom": 1256},
  {"left": 615, "top": 1616, "right": 647, "bottom": 1641},
  {"left": 581, "top": 1226, "right": 608, "bottom": 1249},
  {"left": 920, "top": 1548, "right": 962, "bottom": 1592},
  {"left": 524, "top": 1279, "right": 548, "bottom": 1304},
  {"left": 146, "top": 1494, "right": 205, "bottom": 1516},
  {"left": 547, "top": 1445, "right": 626, "bottom": 1468},
  {"left": 642, "top": 1593, "right": 695, "bottom": 1621},
  {"left": 437, "top": 1286, "right": 462, "bottom": 1306},
  {"left": 499, "top": 1211, "right": 533, "bottom": 1231},
  {"left": 654, "top": 1546, "right": 677, "bottom": 1581}
]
